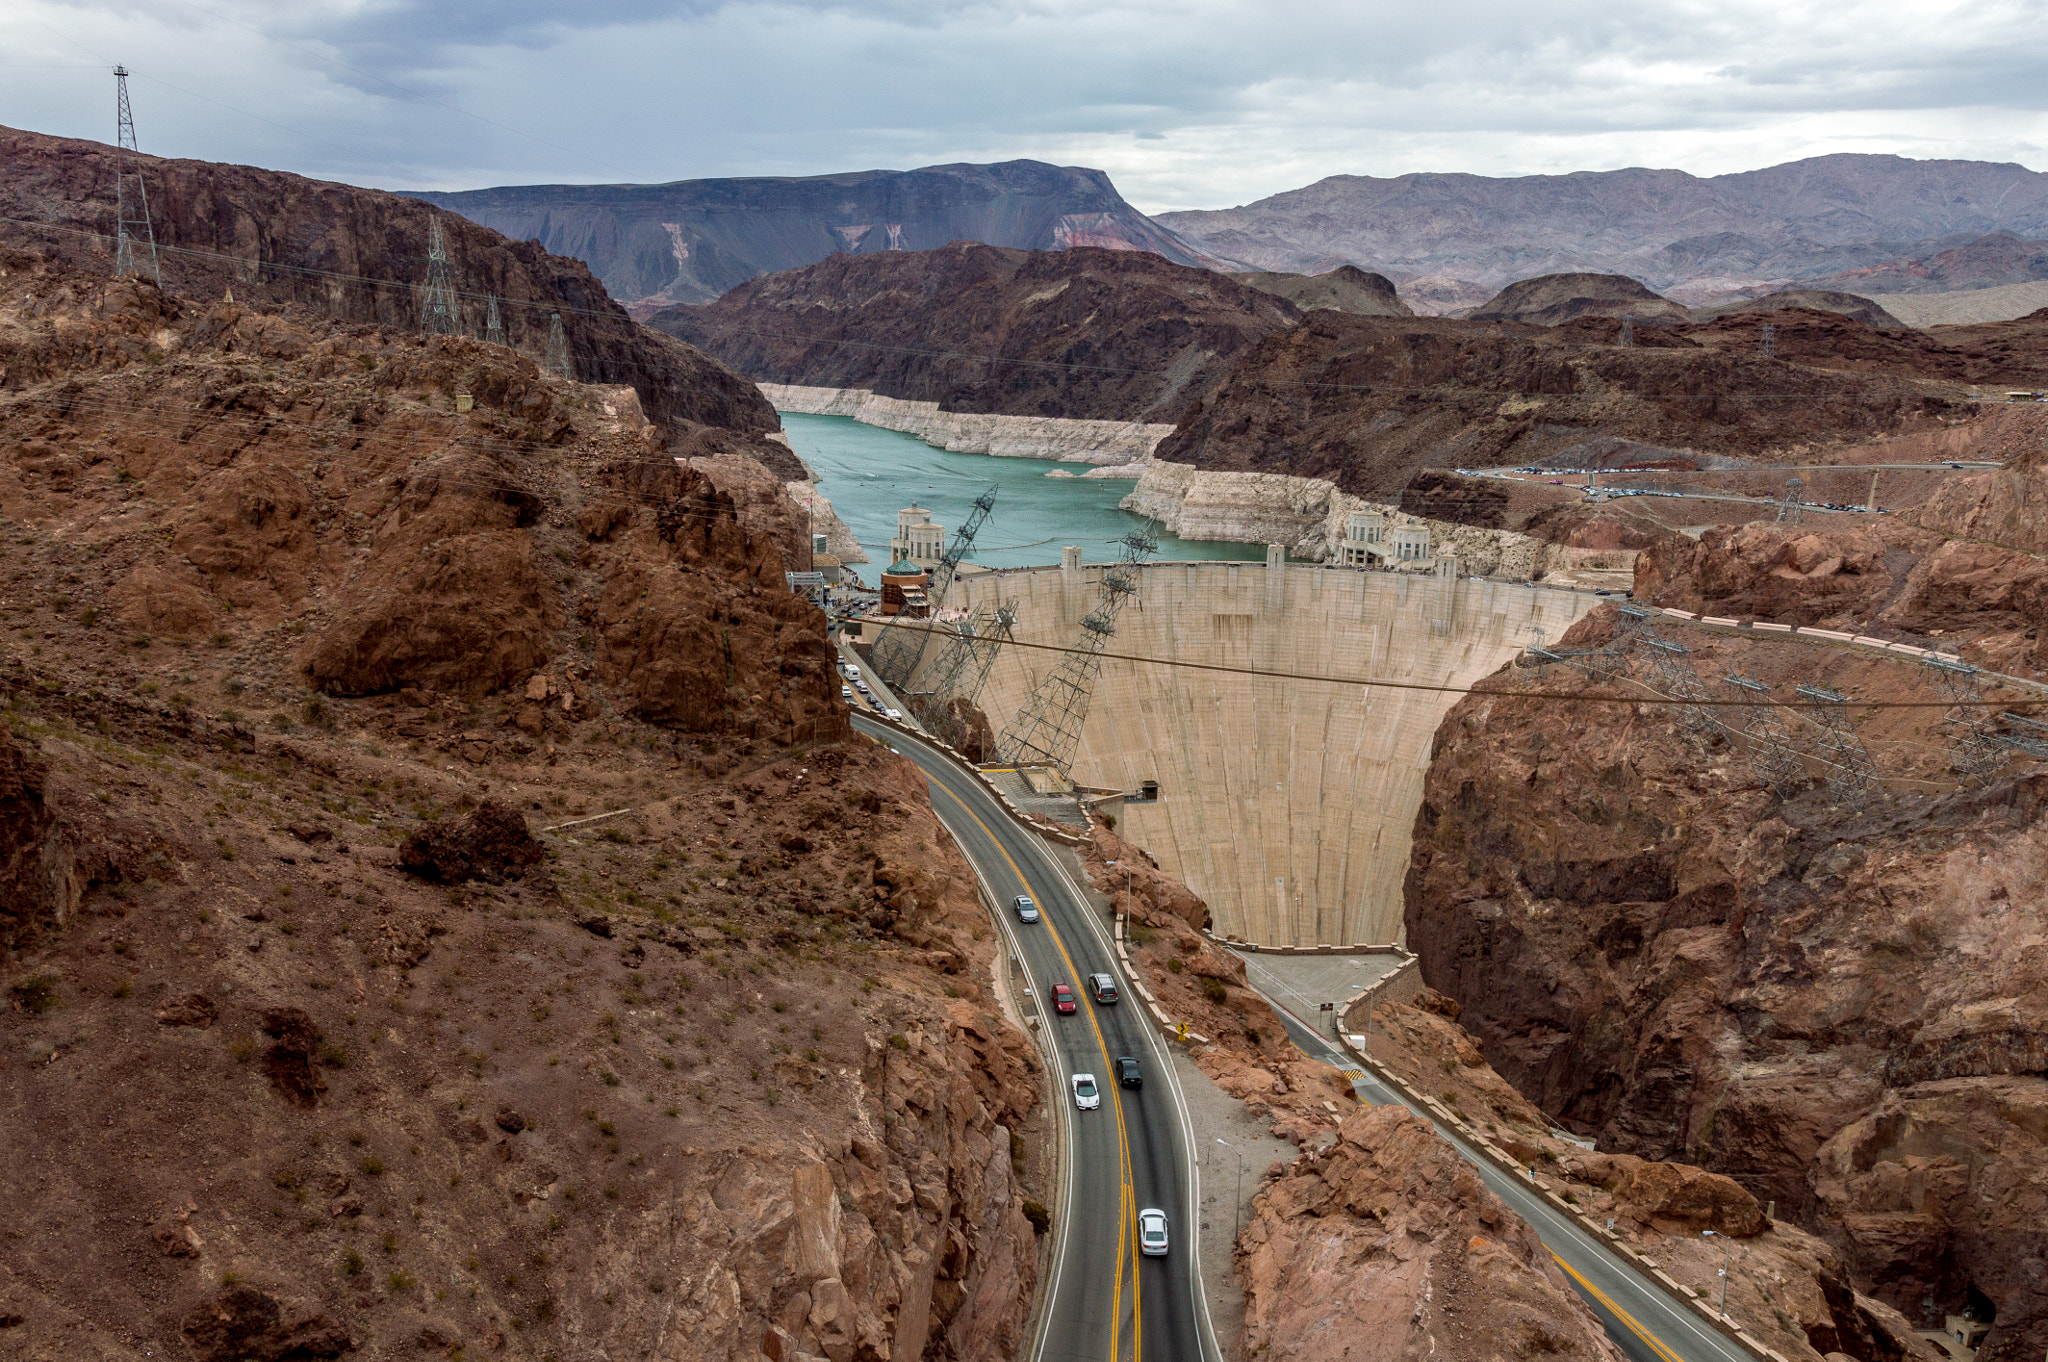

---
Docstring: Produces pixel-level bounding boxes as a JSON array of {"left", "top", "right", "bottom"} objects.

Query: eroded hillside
[
  {"left": 0, "top": 247, "right": 1048, "bottom": 1360},
  {"left": 1405, "top": 514, "right": 2048, "bottom": 1362},
  {"left": 647, "top": 241, "right": 1301, "bottom": 423}
]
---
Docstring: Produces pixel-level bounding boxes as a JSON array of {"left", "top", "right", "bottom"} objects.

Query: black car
[{"left": 1115, "top": 1056, "right": 1142, "bottom": 1088}]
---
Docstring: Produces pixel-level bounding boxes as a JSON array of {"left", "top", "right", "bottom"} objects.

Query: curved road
[
  {"left": 1246, "top": 967, "right": 1757, "bottom": 1362},
  {"left": 860, "top": 705, "right": 1756, "bottom": 1362},
  {"left": 853, "top": 713, "right": 1218, "bottom": 1362}
]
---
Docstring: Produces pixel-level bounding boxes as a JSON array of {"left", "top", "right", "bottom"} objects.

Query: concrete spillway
[{"left": 946, "top": 558, "right": 1596, "bottom": 946}]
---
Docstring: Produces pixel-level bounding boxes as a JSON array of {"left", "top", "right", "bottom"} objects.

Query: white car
[
  {"left": 884, "top": 707, "right": 902, "bottom": 720},
  {"left": 1138, "top": 1208, "right": 1169, "bottom": 1257},
  {"left": 1071, "top": 1073, "right": 1100, "bottom": 1111},
  {"left": 841, "top": 685, "right": 853, "bottom": 699}
]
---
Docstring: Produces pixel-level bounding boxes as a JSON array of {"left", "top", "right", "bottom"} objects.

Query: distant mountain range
[
  {"left": 416, "top": 152, "right": 2048, "bottom": 321},
  {"left": 1154, "top": 155, "right": 2048, "bottom": 309},
  {"left": 415, "top": 160, "right": 1229, "bottom": 310}
]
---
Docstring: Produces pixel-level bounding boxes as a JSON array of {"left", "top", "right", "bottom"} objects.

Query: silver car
[
  {"left": 1014, "top": 895, "right": 1039, "bottom": 924},
  {"left": 1072, "top": 1073, "right": 1100, "bottom": 1111},
  {"left": 1138, "top": 1208, "right": 1168, "bottom": 1256}
]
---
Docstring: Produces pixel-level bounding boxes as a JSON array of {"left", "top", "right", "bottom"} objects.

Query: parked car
[
  {"left": 1050, "top": 983, "right": 1076, "bottom": 1014},
  {"left": 1072, "top": 1073, "right": 1100, "bottom": 1111},
  {"left": 1087, "top": 973, "right": 1119, "bottom": 1005},
  {"left": 1138, "top": 1207, "right": 1168, "bottom": 1256},
  {"left": 1014, "top": 895, "right": 1040, "bottom": 924},
  {"left": 1115, "top": 1055, "right": 1142, "bottom": 1088}
]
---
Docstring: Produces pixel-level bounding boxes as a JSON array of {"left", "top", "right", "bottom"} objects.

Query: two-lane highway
[
  {"left": 1247, "top": 968, "right": 1757, "bottom": 1362},
  {"left": 854, "top": 714, "right": 1217, "bottom": 1362}
]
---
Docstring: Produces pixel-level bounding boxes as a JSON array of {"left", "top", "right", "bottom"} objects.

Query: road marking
[
  {"left": 928, "top": 776, "right": 1146, "bottom": 1361},
  {"left": 1550, "top": 1253, "right": 1687, "bottom": 1362}
]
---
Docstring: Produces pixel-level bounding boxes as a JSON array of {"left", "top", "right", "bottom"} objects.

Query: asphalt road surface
[
  {"left": 1249, "top": 975, "right": 1755, "bottom": 1362},
  {"left": 853, "top": 713, "right": 1219, "bottom": 1362}
]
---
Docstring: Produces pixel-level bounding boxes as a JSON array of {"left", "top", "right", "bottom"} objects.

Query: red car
[{"left": 1050, "top": 983, "right": 1077, "bottom": 1015}]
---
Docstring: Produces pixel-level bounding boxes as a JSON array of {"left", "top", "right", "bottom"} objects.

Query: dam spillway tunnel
[{"left": 934, "top": 558, "right": 1596, "bottom": 947}]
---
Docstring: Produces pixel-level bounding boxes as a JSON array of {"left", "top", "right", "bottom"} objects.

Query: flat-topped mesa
[{"left": 418, "top": 158, "right": 1233, "bottom": 308}]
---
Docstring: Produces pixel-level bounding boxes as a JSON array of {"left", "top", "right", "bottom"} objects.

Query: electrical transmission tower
[
  {"left": 867, "top": 486, "right": 998, "bottom": 691},
  {"left": 913, "top": 600, "right": 1019, "bottom": 750},
  {"left": 1618, "top": 314, "right": 1636, "bottom": 348},
  {"left": 1640, "top": 637, "right": 1720, "bottom": 741},
  {"left": 483, "top": 294, "right": 505, "bottom": 346},
  {"left": 998, "top": 527, "right": 1157, "bottom": 772},
  {"left": 1759, "top": 323, "right": 1777, "bottom": 359},
  {"left": 543, "top": 313, "right": 572, "bottom": 380},
  {"left": 1795, "top": 685, "right": 1881, "bottom": 801},
  {"left": 1724, "top": 675, "right": 1809, "bottom": 795},
  {"left": 1776, "top": 476, "right": 1805, "bottom": 526},
  {"left": 421, "top": 214, "right": 459, "bottom": 335},
  {"left": 1922, "top": 653, "right": 2004, "bottom": 785},
  {"left": 111, "top": 67, "right": 161, "bottom": 286}
]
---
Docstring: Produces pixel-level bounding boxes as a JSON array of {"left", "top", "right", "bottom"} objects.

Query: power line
[{"left": 835, "top": 613, "right": 2043, "bottom": 711}]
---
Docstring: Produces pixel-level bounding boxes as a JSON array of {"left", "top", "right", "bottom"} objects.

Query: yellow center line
[
  {"left": 928, "top": 776, "right": 1145, "bottom": 1361},
  {"left": 1549, "top": 1252, "right": 1688, "bottom": 1362}
]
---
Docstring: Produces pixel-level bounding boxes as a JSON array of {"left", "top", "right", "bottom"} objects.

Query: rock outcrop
[
  {"left": 649, "top": 241, "right": 1299, "bottom": 426},
  {"left": 1403, "top": 598, "right": 2048, "bottom": 1359},
  {"left": 1231, "top": 264, "right": 1415, "bottom": 316},
  {"left": 1237, "top": 1105, "right": 1629, "bottom": 1362},
  {"left": 1468, "top": 272, "right": 1692, "bottom": 325},
  {"left": 0, "top": 123, "right": 775, "bottom": 442},
  {"left": 1150, "top": 310, "right": 1981, "bottom": 503},
  {"left": 0, "top": 238, "right": 1044, "bottom": 1361}
]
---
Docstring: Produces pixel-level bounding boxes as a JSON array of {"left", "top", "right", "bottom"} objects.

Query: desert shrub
[
  {"left": 1022, "top": 1201, "right": 1051, "bottom": 1235},
  {"left": 1200, "top": 977, "right": 1227, "bottom": 1004},
  {"left": 9, "top": 975, "right": 57, "bottom": 1015}
]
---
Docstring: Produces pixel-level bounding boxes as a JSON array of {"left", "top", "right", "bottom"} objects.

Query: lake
[{"left": 778, "top": 413, "right": 1264, "bottom": 576}]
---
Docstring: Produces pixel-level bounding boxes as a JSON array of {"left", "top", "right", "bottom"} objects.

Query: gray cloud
[{"left": 2, "top": 0, "right": 2043, "bottom": 212}]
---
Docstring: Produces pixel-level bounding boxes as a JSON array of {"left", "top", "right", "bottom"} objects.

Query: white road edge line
[
  {"left": 925, "top": 785, "right": 1074, "bottom": 1362},
  {"left": 1036, "top": 835, "right": 1226, "bottom": 1362}
]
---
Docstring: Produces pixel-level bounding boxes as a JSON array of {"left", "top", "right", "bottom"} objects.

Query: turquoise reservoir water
[{"left": 778, "top": 413, "right": 1265, "bottom": 578}]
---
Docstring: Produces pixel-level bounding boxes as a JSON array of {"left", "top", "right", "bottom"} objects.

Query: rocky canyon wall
[{"left": 1404, "top": 593, "right": 2048, "bottom": 1362}]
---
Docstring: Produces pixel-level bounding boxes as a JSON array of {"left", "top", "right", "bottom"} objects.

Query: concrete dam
[{"left": 943, "top": 557, "right": 1597, "bottom": 947}]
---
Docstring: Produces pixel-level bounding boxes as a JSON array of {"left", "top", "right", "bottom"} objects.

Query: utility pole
[
  {"left": 1217, "top": 1138, "right": 1244, "bottom": 1243},
  {"left": 111, "top": 67, "right": 161, "bottom": 286},
  {"left": 1703, "top": 1230, "right": 1730, "bottom": 1312},
  {"left": 421, "top": 214, "right": 458, "bottom": 335}
]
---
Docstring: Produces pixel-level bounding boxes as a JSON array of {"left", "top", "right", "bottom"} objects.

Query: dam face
[{"left": 946, "top": 559, "right": 1596, "bottom": 946}]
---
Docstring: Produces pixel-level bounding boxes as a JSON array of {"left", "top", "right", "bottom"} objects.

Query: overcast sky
[{"left": 4, "top": 0, "right": 2045, "bottom": 212}]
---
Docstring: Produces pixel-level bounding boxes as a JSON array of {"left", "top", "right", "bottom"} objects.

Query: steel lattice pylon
[
  {"left": 1640, "top": 637, "right": 1719, "bottom": 739},
  {"left": 868, "top": 486, "right": 998, "bottom": 691},
  {"left": 1794, "top": 685, "right": 1881, "bottom": 801},
  {"left": 484, "top": 294, "right": 505, "bottom": 346},
  {"left": 1922, "top": 654, "right": 2004, "bottom": 785},
  {"left": 543, "top": 313, "right": 572, "bottom": 379},
  {"left": 918, "top": 600, "right": 1018, "bottom": 750},
  {"left": 421, "top": 215, "right": 459, "bottom": 335},
  {"left": 1776, "top": 477, "right": 1805, "bottom": 526},
  {"left": 997, "top": 528, "right": 1156, "bottom": 772},
  {"left": 112, "top": 67, "right": 161, "bottom": 286},
  {"left": 1998, "top": 712, "right": 2048, "bottom": 759},
  {"left": 1724, "top": 675, "right": 1809, "bottom": 795}
]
